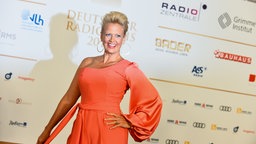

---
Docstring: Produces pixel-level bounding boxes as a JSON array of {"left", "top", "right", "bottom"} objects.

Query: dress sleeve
[{"left": 122, "top": 63, "right": 162, "bottom": 142}]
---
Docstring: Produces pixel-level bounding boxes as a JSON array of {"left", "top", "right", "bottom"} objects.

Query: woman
[{"left": 37, "top": 11, "right": 162, "bottom": 144}]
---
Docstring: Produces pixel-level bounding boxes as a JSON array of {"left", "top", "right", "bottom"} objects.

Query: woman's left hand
[{"left": 105, "top": 112, "right": 131, "bottom": 129}]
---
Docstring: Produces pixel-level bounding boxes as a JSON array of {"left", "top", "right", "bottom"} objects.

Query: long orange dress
[{"left": 45, "top": 59, "right": 162, "bottom": 144}]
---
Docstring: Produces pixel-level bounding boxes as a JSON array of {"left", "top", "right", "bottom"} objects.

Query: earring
[{"left": 97, "top": 44, "right": 104, "bottom": 53}]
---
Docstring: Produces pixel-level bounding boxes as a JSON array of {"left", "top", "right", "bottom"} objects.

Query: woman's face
[{"left": 101, "top": 23, "right": 126, "bottom": 54}]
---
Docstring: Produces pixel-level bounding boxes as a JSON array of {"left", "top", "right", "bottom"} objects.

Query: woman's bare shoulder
[{"left": 79, "top": 56, "right": 100, "bottom": 68}]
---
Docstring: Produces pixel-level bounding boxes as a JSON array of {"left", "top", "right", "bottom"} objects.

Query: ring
[{"left": 115, "top": 121, "right": 119, "bottom": 125}]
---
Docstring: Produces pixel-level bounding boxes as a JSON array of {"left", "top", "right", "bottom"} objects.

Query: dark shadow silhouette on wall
[
  {"left": 28, "top": 13, "right": 79, "bottom": 143},
  {"left": 30, "top": 13, "right": 78, "bottom": 85}
]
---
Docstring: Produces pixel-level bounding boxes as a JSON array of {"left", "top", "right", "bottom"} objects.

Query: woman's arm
[{"left": 36, "top": 59, "right": 88, "bottom": 144}]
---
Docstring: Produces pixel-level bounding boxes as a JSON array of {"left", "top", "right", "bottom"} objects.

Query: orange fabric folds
[{"left": 123, "top": 64, "right": 162, "bottom": 142}]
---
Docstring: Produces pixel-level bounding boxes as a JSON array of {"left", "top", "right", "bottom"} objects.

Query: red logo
[
  {"left": 249, "top": 74, "right": 256, "bottom": 82},
  {"left": 214, "top": 50, "right": 252, "bottom": 64}
]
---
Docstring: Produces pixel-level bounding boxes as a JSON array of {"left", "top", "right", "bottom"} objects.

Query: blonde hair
[{"left": 101, "top": 11, "right": 129, "bottom": 35}]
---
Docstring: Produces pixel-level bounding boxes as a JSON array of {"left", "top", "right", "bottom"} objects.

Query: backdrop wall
[{"left": 1, "top": 0, "right": 256, "bottom": 144}]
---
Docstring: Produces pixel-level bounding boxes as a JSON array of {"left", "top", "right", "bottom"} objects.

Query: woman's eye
[
  {"left": 115, "top": 34, "right": 121, "bottom": 38},
  {"left": 105, "top": 33, "right": 111, "bottom": 37},
  {"left": 105, "top": 33, "right": 122, "bottom": 38}
]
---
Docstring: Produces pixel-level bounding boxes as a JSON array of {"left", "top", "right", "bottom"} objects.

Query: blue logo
[
  {"left": 191, "top": 66, "right": 207, "bottom": 77},
  {"left": 21, "top": 9, "right": 45, "bottom": 32}
]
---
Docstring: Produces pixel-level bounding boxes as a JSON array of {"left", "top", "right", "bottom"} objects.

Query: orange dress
[{"left": 45, "top": 60, "right": 162, "bottom": 144}]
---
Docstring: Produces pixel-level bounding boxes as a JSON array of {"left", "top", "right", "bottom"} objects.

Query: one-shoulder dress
[{"left": 45, "top": 59, "right": 162, "bottom": 144}]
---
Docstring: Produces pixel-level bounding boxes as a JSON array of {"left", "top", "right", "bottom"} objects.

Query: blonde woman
[{"left": 37, "top": 11, "right": 162, "bottom": 144}]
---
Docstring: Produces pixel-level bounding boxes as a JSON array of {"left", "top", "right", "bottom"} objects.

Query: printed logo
[
  {"left": 218, "top": 12, "right": 256, "bottom": 34},
  {"left": 18, "top": 76, "right": 35, "bottom": 81},
  {"left": 219, "top": 105, "right": 232, "bottom": 112},
  {"left": 67, "top": 10, "right": 136, "bottom": 50},
  {"left": 243, "top": 129, "right": 255, "bottom": 135},
  {"left": 146, "top": 138, "right": 159, "bottom": 143},
  {"left": 5, "top": 72, "right": 13, "bottom": 80},
  {"left": 0, "top": 30, "right": 16, "bottom": 41},
  {"left": 21, "top": 10, "right": 44, "bottom": 25},
  {"left": 211, "top": 124, "right": 228, "bottom": 131},
  {"left": 194, "top": 102, "right": 214, "bottom": 109},
  {"left": 218, "top": 12, "right": 232, "bottom": 29},
  {"left": 214, "top": 50, "right": 252, "bottom": 64},
  {"left": 172, "top": 99, "right": 187, "bottom": 105},
  {"left": 8, "top": 98, "right": 32, "bottom": 105},
  {"left": 166, "top": 139, "right": 179, "bottom": 144},
  {"left": 160, "top": 1, "right": 207, "bottom": 22},
  {"left": 155, "top": 38, "right": 191, "bottom": 56},
  {"left": 233, "top": 126, "right": 239, "bottom": 133},
  {"left": 193, "top": 122, "right": 206, "bottom": 129},
  {"left": 9, "top": 120, "right": 27, "bottom": 127},
  {"left": 249, "top": 74, "right": 256, "bottom": 82},
  {"left": 236, "top": 107, "right": 252, "bottom": 115},
  {"left": 191, "top": 66, "right": 207, "bottom": 77},
  {"left": 21, "top": 9, "right": 45, "bottom": 32},
  {"left": 16, "top": 98, "right": 22, "bottom": 104},
  {"left": 167, "top": 119, "right": 187, "bottom": 126}
]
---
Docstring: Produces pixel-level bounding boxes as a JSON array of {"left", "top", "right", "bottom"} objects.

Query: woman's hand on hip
[{"left": 105, "top": 112, "right": 131, "bottom": 129}]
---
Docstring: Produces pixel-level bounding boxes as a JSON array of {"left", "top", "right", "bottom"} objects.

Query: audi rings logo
[
  {"left": 219, "top": 105, "right": 232, "bottom": 112},
  {"left": 166, "top": 139, "right": 179, "bottom": 144},
  {"left": 193, "top": 122, "right": 206, "bottom": 128}
]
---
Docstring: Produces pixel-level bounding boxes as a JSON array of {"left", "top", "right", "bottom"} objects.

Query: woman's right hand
[{"left": 36, "top": 130, "right": 51, "bottom": 144}]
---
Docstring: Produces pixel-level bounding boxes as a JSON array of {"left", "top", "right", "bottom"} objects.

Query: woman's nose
[{"left": 109, "top": 35, "right": 114, "bottom": 41}]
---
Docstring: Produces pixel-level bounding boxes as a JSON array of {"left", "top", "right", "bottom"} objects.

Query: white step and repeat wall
[{"left": 1, "top": 0, "right": 256, "bottom": 144}]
